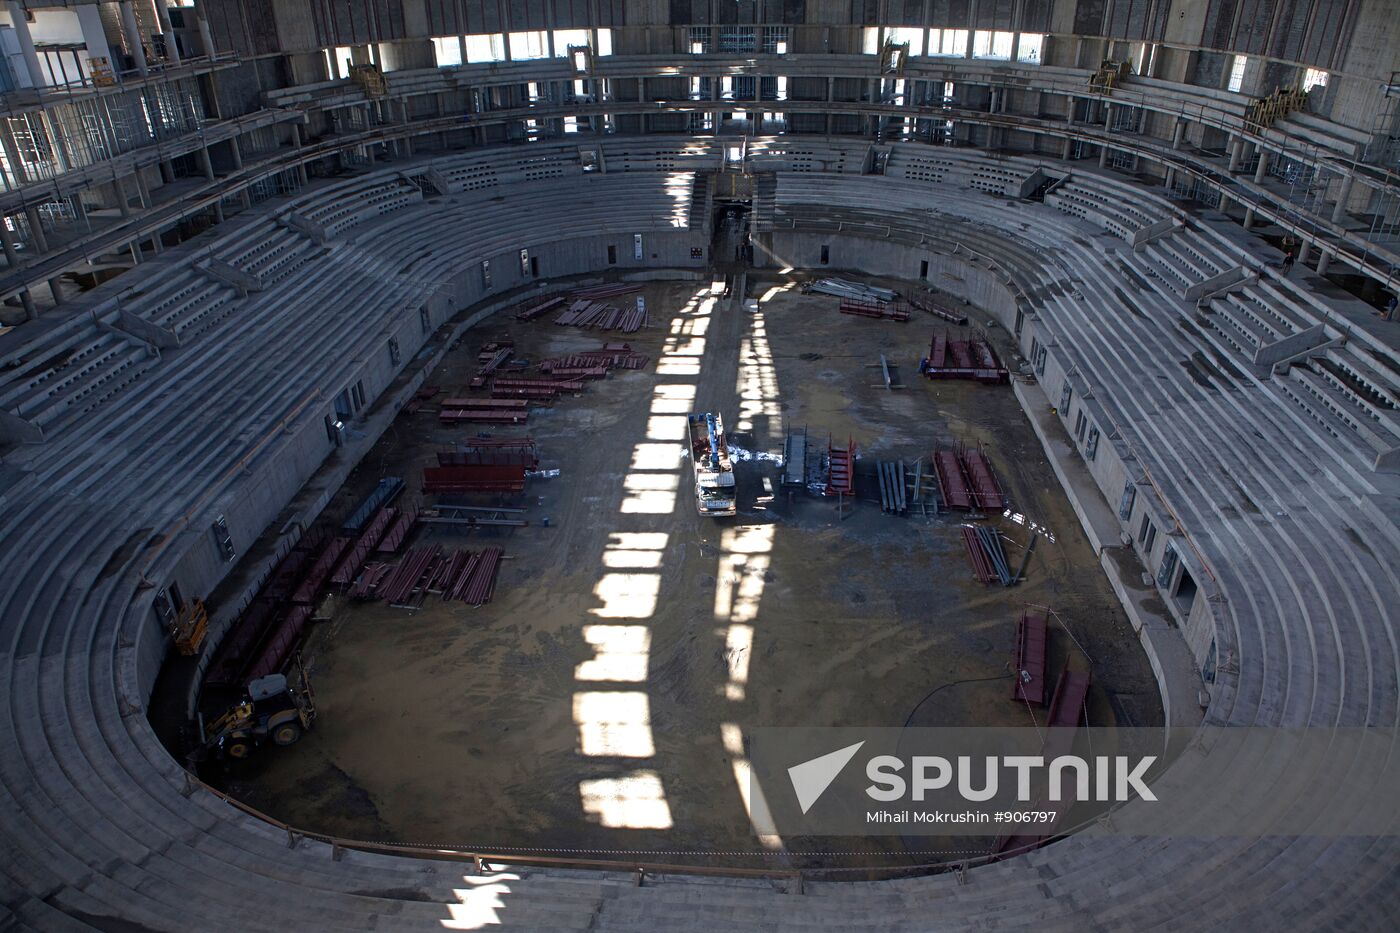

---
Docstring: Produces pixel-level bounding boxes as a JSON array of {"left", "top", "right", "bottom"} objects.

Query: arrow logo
[{"left": 787, "top": 741, "right": 865, "bottom": 814}]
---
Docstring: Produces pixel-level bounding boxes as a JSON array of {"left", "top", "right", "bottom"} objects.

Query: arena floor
[{"left": 206, "top": 277, "right": 1163, "bottom": 870}]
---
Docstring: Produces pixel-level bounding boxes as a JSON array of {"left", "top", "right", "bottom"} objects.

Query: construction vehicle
[
  {"left": 688, "top": 412, "right": 737, "bottom": 517},
  {"left": 200, "top": 663, "right": 316, "bottom": 760}
]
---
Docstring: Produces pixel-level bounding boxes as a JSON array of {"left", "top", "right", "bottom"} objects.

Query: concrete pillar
[
  {"left": 23, "top": 207, "right": 48, "bottom": 253},
  {"left": 229, "top": 137, "right": 243, "bottom": 169},
  {"left": 0, "top": 221, "right": 23, "bottom": 269},
  {"left": 1316, "top": 249, "right": 1331, "bottom": 276},
  {"left": 1297, "top": 241, "right": 1312, "bottom": 264},
  {"left": 115, "top": 178, "right": 132, "bottom": 218},
  {"left": 197, "top": 14, "right": 216, "bottom": 58},
  {"left": 457, "top": 35, "right": 468, "bottom": 66},
  {"left": 130, "top": 242, "right": 141, "bottom": 264},
  {"left": 154, "top": 1, "right": 181, "bottom": 64},
  {"left": 1330, "top": 173, "right": 1355, "bottom": 224},
  {"left": 6, "top": 2, "right": 46, "bottom": 88},
  {"left": 75, "top": 5, "right": 109, "bottom": 65},
  {"left": 1103, "top": 102, "right": 1113, "bottom": 128},
  {"left": 1227, "top": 137, "right": 1243, "bottom": 172},
  {"left": 1164, "top": 167, "right": 1176, "bottom": 190},
  {"left": 213, "top": 200, "right": 224, "bottom": 223},
  {"left": 73, "top": 196, "right": 91, "bottom": 233},
  {"left": 119, "top": 0, "right": 149, "bottom": 76},
  {"left": 149, "top": 232, "right": 162, "bottom": 253},
  {"left": 1172, "top": 118, "right": 1185, "bottom": 149},
  {"left": 48, "top": 277, "right": 64, "bottom": 304},
  {"left": 134, "top": 169, "right": 152, "bottom": 208},
  {"left": 1099, "top": 145, "right": 1109, "bottom": 168},
  {"left": 1253, "top": 146, "right": 1269, "bottom": 183},
  {"left": 1243, "top": 207, "right": 1255, "bottom": 229},
  {"left": 1060, "top": 136, "right": 1071, "bottom": 160},
  {"left": 198, "top": 145, "right": 214, "bottom": 181},
  {"left": 160, "top": 160, "right": 175, "bottom": 184}
]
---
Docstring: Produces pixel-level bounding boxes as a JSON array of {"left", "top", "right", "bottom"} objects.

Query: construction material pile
[
  {"left": 554, "top": 299, "right": 648, "bottom": 333},
  {"left": 359, "top": 545, "right": 504, "bottom": 608},
  {"left": 907, "top": 292, "right": 969, "bottom": 325},
  {"left": 962, "top": 524, "right": 1013, "bottom": 585},
  {"left": 805, "top": 278, "right": 897, "bottom": 303},
  {"left": 839, "top": 296, "right": 910, "bottom": 322},
  {"left": 920, "top": 331, "right": 1009, "bottom": 383},
  {"left": 206, "top": 479, "right": 407, "bottom": 687},
  {"left": 468, "top": 341, "right": 515, "bottom": 389},
  {"left": 538, "top": 343, "right": 649, "bottom": 374},
  {"left": 932, "top": 444, "right": 1004, "bottom": 511},
  {"left": 515, "top": 295, "right": 567, "bottom": 322}
]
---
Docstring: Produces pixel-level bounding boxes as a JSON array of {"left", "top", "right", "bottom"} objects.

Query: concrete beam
[
  {"left": 1131, "top": 217, "right": 1182, "bottom": 249},
  {"left": 197, "top": 258, "right": 261, "bottom": 293},
  {"left": 281, "top": 211, "right": 328, "bottom": 245},
  {"left": 1185, "top": 266, "right": 1252, "bottom": 302},
  {"left": 118, "top": 308, "right": 181, "bottom": 349},
  {"left": 1255, "top": 323, "right": 1330, "bottom": 368}
]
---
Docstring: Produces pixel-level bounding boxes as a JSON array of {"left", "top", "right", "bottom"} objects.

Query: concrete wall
[{"left": 141, "top": 225, "right": 704, "bottom": 701}]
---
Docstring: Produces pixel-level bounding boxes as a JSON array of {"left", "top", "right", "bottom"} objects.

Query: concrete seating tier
[{"left": 1, "top": 138, "right": 1397, "bottom": 930}]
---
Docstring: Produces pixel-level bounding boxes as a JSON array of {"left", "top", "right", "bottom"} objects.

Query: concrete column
[
  {"left": 6, "top": 2, "right": 46, "bottom": 88},
  {"left": 457, "top": 35, "right": 468, "bottom": 66},
  {"left": 1243, "top": 207, "right": 1255, "bottom": 229},
  {"left": 1172, "top": 117, "right": 1185, "bottom": 149},
  {"left": 1330, "top": 173, "right": 1355, "bottom": 224},
  {"left": 76, "top": 5, "right": 110, "bottom": 65},
  {"left": 160, "top": 160, "right": 175, "bottom": 183},
  {"left": 197, "top": 14, "right": 216, "bottom": 58},
  {"left": 149, "top": 232, "right": 162, "bottom": 253},
  {"left": 1297, "top": 241, "right": 1312, "bottom": 264},
  {"left": 0, "top": 221, "right": 23, "bottom": 269},
  {"left": 1060, "top": 136, "right": 1071, "bottom": 160},
  {"left": 134, "top": 170, "right": 152, "bottom": 208},
  {"left": 198, "top": 145, "right": 214, "bottom": 181},
  {"left": 155, "top": 1, "right": 181, "bottom": 64},
  {"left": 1227, "top": 137, "right": 1243, "bottom": 172},
  {"left": 73, "top": 196, "right": 90, "bottom": 233},
  {"left": 229, "top": 137, "right": 243, "bottom": 169},
  {"left": 130, "top": 242, "right": 142, "bottom": 264},
  {"left": 115, "top": 178, "right": 132, "bottom": 218},
  {"left": 119, "top": 0, "right": 149, "bottom": 76},
  {"left": 48, "top": 277, "right": 63, "bottom": 304},
  {"left": 1316, "top": 249, "right": 1331, "bottom": 276},
  {"left": 213, "top": 200, "right": 224, "bottom": 223},
  {"left": 1103, "top": 102, "right": 1113, "bottom": 128},
  {"left": 1099, "top": 145, "right": 1109, "bottom": 167},
  {"left": 23, "top": 207, "right": 48, "bottom": 253},
  {"left": 1164, "top": 167, "right": 1176, "bottom": 190},
  {"left": 1253, "top": 146, "right": 1269, "bottom": 183}
]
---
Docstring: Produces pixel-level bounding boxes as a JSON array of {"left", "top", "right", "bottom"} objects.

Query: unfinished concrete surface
[{"left": 211, "top": 278, "right": 1163, "bottom": 869}]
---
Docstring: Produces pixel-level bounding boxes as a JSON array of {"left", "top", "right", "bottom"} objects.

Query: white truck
[{"left": 687, "top": 412, "right": 737, "bottom": 517}]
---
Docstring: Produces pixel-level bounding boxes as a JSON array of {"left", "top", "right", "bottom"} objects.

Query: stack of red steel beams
[
  {"left": 934, "top": 450, "right": 973, "bottom": 510},
  {"left": 546, "top": 365, "right": 610, "bottom": 380},
  {"left": 459, "top": 547, "right": 502, "bottom": 606},
  {"left": 825, "top": 436, "right": 856, "bottom": 496},
  {"left": 375, "top": 505, "right": 418, "bottom": 554},
  {"left": 572, "top": 283, "right": 642, "bottom": 299},
  {"left": 332, "top": 507, "right": 396, "bottom": 586},
  {"left": 961, "top": 526, "right": 996, "bottom": 583},
  {"left": 907, "top": 293, "right": 968, "bottom": 325},
  {"left": 440, "top": 438, "right": 540, "bottom": 469},
  {"left": 292, "top": 535, "right": 353, "bottom": 604},
  {"left": 961, "top": 445, "right": 1005, "bottom": 510},
  {"left": 380, "top": 545, "right": 441, "bottom": 605},
  {"left": 244, "top": 604, "right": 315, "bottom": 681},
  {"left": 839, "top": 297, "right": 910, "bottom": 322},
  {"left": 439, "top": 408, "right": 529, "bottom": 424},
  {"left": 1047, "top": 668, "right": 1090, "bottom": 727},
  {"left": 441, "top": 397, "right": 527, "bottom": 410},
  {"left": 468, "top": 345, "right": 514, "bottom": 389},
  {"left": 1011, "top": 611, "right": 1049, "bottom": 705},
  {"left": 422, "top": 463, "right": 527, "bottom": 493},
  {"left": 493, "top": 377, "right": 584, "bottom": 392},
  {"left": 921, "top": 331, "right": 1009, "bottom": 383},
  {"left": 348, "top": 562, "right": 393, "bottom": 599},
  {"left": 515, "top": 295, "right": 566, "bottom": 321},
  {"left": 403, "top": 384, "right": 440, "bottom": 414}
]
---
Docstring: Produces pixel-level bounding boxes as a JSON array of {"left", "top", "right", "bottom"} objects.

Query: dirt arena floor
[{"left": 210, "top": 276, "right": 1163, "bottom": 870}]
